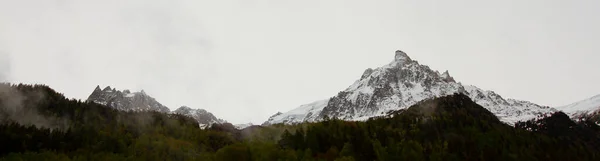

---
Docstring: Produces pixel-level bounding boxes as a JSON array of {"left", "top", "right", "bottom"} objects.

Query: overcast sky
[{"left": 1, "top": 0, "right": 599, "bottom": 124}]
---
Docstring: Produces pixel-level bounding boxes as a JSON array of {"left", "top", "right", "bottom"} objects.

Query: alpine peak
[
  {"left": 102, "top": 86, "right": 113, "bottom": 92},
  {"left": 94, "top": 85, "right": 101, "bottom": 92},
  {"left": 265, "top": 50, "right": 557, "bottom": 126},
  {"left": 440, "top": 70, "right": 456, "bottom": 83},
  {"left": 394, "top": 50, "right": 412, "bottom": 62}
]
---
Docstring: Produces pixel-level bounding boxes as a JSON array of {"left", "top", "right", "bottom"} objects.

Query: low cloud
[{"left": 0, "top": 84, "right": 69, "bottom": 129}]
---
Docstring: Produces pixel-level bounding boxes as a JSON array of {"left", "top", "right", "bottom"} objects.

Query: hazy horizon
[{"left": 1, "top": 0, "right": 599, "bottom": 124}]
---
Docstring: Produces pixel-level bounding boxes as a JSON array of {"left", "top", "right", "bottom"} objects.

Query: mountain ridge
[
  {"left": 87, "top": 86, "right": 227, "bottom": 128},
  {"left": 557, "top": 94, "right": 600, "bottom": 123},
  {"left": 264, "top": 50, "right": 557, "bottom": 125},
  {"left": 87, "top": 85, "right": 171, "bottom": 113},
  {"left": 173, "top": 106, "right": 226, "bottom": 128}
]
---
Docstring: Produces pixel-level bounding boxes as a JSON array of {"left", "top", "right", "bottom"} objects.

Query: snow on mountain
[
  {"left": 234, "top": 123, "right": 254, "bottom": 129},
  {"left": 558, "top": 94, "right": 600, "bottom": 114},
  {"left": 264, "top": 50, "right": 557, "bottom": 125},
  {"left": 87, "top": 86, "right": 229, "bottom": 127},
  {"left": 463, "top": 85, "right": 556, "bottom": 124},
  {"left": 87, "top": 86, "right": 170, "bottom": 113},
  {"left": 263, "top": 99, "right": 328, "bottom": 125},
  {"left": 173, "top": 106, "right": 226, "bottom": 128},
  {"left": 556, "top": 94, "right": 600, "bottom": 121}
]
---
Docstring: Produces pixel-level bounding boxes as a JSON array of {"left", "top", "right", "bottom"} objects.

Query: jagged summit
[
  {"left": 394, "top": 50, "right": 412, "bottom": 62},
  {"left": 87, "top": 86, "right": 170, "bottom": 113},
  {"left": 86, "top": 86, "right": 230, "bottom": 128},
  {"left": 264, "top": 50, "right": 556, "bottom": 125},
  {"left": 94, "top": 85, "right": 101, "bottom": 92},
  {"left": 440, "top": 70, "right": 455, "bottom": 83},
  {"left": 102, "top": 86, "right": 113, "bottom": 92}
]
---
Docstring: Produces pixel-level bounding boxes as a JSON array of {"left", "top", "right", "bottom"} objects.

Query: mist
[{"left": 0, "top": 84, "right": 69, "bottom": 129}]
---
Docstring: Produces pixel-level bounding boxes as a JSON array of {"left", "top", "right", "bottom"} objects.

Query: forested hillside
[{"left": 1, "top": 83, "right": 599, "bottom": 161}]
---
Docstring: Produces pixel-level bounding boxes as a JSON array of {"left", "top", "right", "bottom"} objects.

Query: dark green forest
[{"left": 1, "top": 83, "right": 599, "bottom": 161}]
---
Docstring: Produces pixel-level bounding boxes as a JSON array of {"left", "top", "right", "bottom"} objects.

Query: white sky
[{"left": 1, "top": 0, "right": 599, "bottom": 124}]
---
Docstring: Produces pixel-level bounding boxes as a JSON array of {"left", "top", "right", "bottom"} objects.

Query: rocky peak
[
  {"left": 87, "top": 86, "right": 170, "bottom": 113},
  {"left": 440, "top": 70, "right": 456, "bottom": 83},
  {"left": 317, "top": 50, "right": 463, "bottom": 121},
  {"left": 265, "top": 50, "right": 557, "bottom": 126},
  {"left": 87, "top": 86, "right": 231, "bottom": 128},
  {"left": 102, "top": 86, "right": 113, "bottom": 92},
  {"left": 394, "top": 50, "right": 412, "bottom": 63},
  {"left": 173, "top": 106, "right": 225, "bottom": 127}
]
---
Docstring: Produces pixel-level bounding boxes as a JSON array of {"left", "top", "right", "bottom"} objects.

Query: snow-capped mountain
[
  {"left": 173, "top": 106, "right": 226, "bottom": 128},
  {"left": 557, "top": 94, "right": 600, "bottom": 122},
  {"left": 87, "top": 86, "right": 170, "bottom": 113},
  {"left": 264, "top": 50, "right": 557, "bottom": 125},
  {"left": 462, "top": 85, "right": 556, "bottom": 124}
]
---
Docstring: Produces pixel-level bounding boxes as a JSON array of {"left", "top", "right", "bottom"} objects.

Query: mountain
[
  {"left": 264, "top": 99, "right": 328, "bottom": 125},
  {"left": 173, "top": 106, "right": 226, "bottom": 128},
  {"left": 557, "top": 94, "right": 600, "bottom": 123},
  {"left": 87, "top": 86, "right": 228, "bottom": 126},
  {"left": 264, "top": 50, "right": 556, "bottom": 125},
  {"left": 3, "top": 83, "right": 600, "bottom": 160},
  {"left": 234, "top": 123, "right": 254, "bottom": 130},
  {"left": 87, "top": 86, "right": 170, "bottom": 113}
]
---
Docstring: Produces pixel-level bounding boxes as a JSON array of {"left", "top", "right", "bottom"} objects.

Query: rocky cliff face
[
  {"left": 87, "top": 86, "right": 170, "bottom": 113},
  {"left": 87, "top": 86, "right": 227, "bottom": 127},
  {"left": 173, "top": 106, "right": 226, "bottom": 128},
  {"left": 264, "top": 50, "right": 557, "bottom": 125}
]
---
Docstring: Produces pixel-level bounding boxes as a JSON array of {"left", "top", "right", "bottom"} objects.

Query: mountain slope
[
  {"left": 463, "top": 85, "right": 556, "bottom": 123},
  {"left": 264, "top": 99, "right": 328, "bottom": 125},
  {"left": 234, "top": 123, "right": 254, "bottom": 129},
  {"left": 557, "top": 94, "right": 600, "bottom": 123},
  {"left": 277, "top": 93, "right": 600, "bottom": 161},
  {"left": 264, "top": 50, "right": 556, "bottom": 125},
  {"left": 87, "top": 86, "right": 228, "bottom": 126},
  {"left": 173, "top": 106, "right": 226, "bottom": 128}
]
